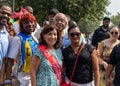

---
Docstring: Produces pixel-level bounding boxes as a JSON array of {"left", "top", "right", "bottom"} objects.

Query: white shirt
[{"left": 0, "top": 27, "right": 10, "bottom": 69}]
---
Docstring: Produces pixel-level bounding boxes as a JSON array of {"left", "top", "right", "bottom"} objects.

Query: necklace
[{"left": 71, "top": 44, "right": 81, "bottom": 55}]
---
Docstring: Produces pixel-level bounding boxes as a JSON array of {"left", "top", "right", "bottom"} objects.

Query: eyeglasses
[
  {"left": 55, "top": 18, "right": 65, "bottom": 23},
  {"left": 69, "top": 32, "right": 81, "bottom": 37},
  {"left": 110, "top": 32, "right": 118, "bottom": 35}
]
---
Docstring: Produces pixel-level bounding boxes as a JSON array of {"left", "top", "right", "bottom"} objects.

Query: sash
[{"left": 38, "top": 45, "right": 62, "bottom": 85}]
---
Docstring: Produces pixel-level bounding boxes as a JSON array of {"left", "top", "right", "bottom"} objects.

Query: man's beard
[
  {"left": 0, "top": 16, "right": 9, "bottom": 25},
  {"left": 103, "top": 25, "right": 109, "bottom": 29}
]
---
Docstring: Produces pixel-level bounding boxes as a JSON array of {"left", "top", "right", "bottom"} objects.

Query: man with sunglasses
[{"left": 92, "top": 17, "right": 110, "bottom": 48}]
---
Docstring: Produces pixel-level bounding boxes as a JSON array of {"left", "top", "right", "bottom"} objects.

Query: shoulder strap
[{"left": 69, "top": 44, "right": 85, "bottom": 84}]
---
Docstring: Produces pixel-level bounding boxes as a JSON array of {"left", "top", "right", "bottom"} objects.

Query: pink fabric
[
  {"left": 11, "top": 8, "right": 28, "bottom": 18},
  {"left": 38, "top": 45, "right": 62, "bottom": 85}
]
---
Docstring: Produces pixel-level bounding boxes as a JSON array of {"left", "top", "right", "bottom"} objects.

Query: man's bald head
[{"left": 24, "top": 6, "right": 33, "bottom": 14}]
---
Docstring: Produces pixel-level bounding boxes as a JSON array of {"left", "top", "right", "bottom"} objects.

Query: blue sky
[{"left": 106, "top": 0, "right": 120, "bottom": 16}]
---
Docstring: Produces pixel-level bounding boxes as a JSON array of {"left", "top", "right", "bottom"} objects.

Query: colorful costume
[{"left": 7, "top": 32, "right": 38, "bottom": 86}]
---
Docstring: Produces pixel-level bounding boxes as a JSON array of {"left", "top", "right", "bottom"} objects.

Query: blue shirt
[{"left": 0, "top": 27, "right": 10, "bottom": 69}]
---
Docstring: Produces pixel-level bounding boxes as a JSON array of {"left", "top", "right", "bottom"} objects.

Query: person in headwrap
[
  {"left": 6, "top": 12, "right": 38, "bottom": 86},
  {"left": 11, "top": 6, "right": 41, "bottom": 40}
]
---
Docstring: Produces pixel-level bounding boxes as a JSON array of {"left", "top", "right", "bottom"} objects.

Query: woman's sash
[{"left": 38, "top": 45, "right": 62, "bottom": 84}]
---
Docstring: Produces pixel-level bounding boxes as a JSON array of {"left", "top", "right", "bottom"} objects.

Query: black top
[
  {"left": 92, "top": 26, "right": 110, "bottom": 48},
  {"left": 62, "top": 44, "right": 94, "bottom": 84},
  {"left": 108, "top": 43, "right": 120, "bottom": 86}
]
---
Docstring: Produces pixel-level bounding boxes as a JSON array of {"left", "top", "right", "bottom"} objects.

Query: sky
[{"left": 106, "top": 0, "right": 120, "bottom": 16}]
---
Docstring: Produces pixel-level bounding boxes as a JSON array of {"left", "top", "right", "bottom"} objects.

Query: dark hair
[
  {"left": 68, "top": 24, "right": 80, "bottom": 34},
  {"left": 39, "top": 25, "right": 61, "bottom": 49},
  {"left": 48, "top": 8, "right": 59, "bottom": 15},
  {"left": 103, "top": 16, "right": 110, "bottom": 21},
  {"left": 68, "top": 20, "right": 77, "bottom": 27}
]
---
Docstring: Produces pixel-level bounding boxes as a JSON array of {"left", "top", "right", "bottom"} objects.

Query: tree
[
  {"left": 78, "top": 19, "right": 100, "bottom": 33},
  {"left": 111, "top": 13, "right": 120, "bottom": 26},
  {"left": 1, "top": 0, "right": 110, "bottom": 32}
]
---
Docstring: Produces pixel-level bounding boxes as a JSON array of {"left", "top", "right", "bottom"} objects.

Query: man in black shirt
[{"left": 92, "top": 17, "right": 110, "bottom": 48}]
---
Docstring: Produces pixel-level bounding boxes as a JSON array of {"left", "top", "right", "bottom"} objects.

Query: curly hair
[{"left": 19, "top": 12, "right": 37, "bottom": 32}]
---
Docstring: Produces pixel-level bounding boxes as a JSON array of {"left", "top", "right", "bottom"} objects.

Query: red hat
[{"left": 11, "top": 8, "right": 28, "bottom": 18}]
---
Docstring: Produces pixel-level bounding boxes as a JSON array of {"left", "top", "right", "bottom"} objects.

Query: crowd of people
[{"left": 0, "top": 2, "right": 120, "bottom": 86}]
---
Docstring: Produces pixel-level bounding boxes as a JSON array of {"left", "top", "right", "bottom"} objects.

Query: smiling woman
[
  {"left": 98, "top": 26, "right": 120, "bottom": 86},
  {"left": 39, "top": 25, "right": 61, "bottom": 49},
  {"left": 62, "top": 25, "right": 100, "bottom": 86},
  {"left": 30, "top": 25, "right": 63, "bottom": 86}
]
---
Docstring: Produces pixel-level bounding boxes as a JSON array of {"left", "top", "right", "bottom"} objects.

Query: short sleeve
[
  {"left": 56, "top": 48, "right": 63, "bottom": 60},
  {"left": 34, "top": 47, "right": 44, "bottom": 59},
  {"left": 86, "top": 44, "right": 95, "bottom": 54},
  {"left": 7, "top": 36, "right": 21, "bottom": 59}
]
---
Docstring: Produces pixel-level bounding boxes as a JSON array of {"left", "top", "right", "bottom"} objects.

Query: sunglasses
[
  {"left": 110, "top": 32, "right": 118, "bottom": 35},
  {"left": 69, "top": 32, "right": 81, "bottom": 37}
]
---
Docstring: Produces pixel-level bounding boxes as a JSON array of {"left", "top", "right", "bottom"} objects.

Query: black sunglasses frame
[
  {"left": 69, "top": 32, "right": 81, "bottom": 37},
  {"left": 110, "top": 32, "right": 118, "bottom": 35}
]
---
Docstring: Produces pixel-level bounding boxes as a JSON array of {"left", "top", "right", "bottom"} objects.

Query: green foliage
[
  {"left": 111, "top": 13, "right": 120, "bottom": 26},
  {"left": 1, "top": 0, "right": 110, "bottom": 33},
  {"left": 78, "top": 20, "right": 100, "bottom": 32}
]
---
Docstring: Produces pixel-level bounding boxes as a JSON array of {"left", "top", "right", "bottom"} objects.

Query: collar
[
  {"left": 102, "top": 27, "right": 108, "bottom": 31},
  {"left": 0, "top": 26, "right": 7, "bottom": 34}
]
